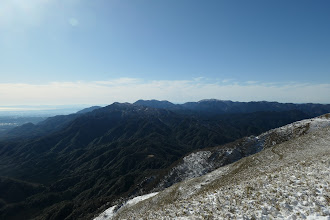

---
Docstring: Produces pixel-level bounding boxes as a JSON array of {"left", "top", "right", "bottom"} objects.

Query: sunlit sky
[{"left": 1, "top": 0, "right": 330, "bottom": 105}]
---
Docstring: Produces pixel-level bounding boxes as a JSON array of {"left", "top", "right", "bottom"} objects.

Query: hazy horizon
[
  {"left": 1, "top": 0, "right": 330, "bottom": 105},
  {"left": 1, "top": 97, "right": 330, "bottom": 113}
]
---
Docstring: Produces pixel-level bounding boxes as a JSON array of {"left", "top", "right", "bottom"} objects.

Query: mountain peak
[{"left": 134, "top": 99, "right": 178, "bottom": 109}]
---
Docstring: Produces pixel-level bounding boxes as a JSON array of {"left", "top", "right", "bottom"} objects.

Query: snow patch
[
  {"left": 125, "top": 192, "right": 159, "bottom": 207},
  {"left": 270, "top": 116, "right": 330, "bottom": 136},
  {"left": 93, "top": 206, "right": 116, "bottom": 220},
  {"left": 93, "top": 192, "right": 158, "bottom": 220}
]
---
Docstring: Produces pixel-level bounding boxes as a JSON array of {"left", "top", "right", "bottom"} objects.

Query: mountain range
[
  {"left": 0, "top": 99, "right": 329, "bottom": 219},
  {"left": 134, "top": 99, "right": 330, "bottom": 116}
]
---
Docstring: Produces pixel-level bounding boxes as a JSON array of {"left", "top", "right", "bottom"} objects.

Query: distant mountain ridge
[
  {"left": 2, "top": 99, "right": 330, "bottom": 141},
  {"left": 134, "top": 100, "right": 178, "bottom": 110},
  {"left": 76, "top": 106, "right": 102, "bottom": 114},
  {"left": 134, "top": 99, "right": 330, "bottom": 116}
]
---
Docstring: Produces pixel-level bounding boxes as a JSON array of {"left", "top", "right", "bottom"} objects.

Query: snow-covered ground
[
  {"left": 110, "top": 125, "right": 330, "bottom": 219},
  {"left": 93, "top": 192, "right": 158, "bottom": 220},
  {"left": 125, "top": 192, "right": 159, "bottom": 207},
  {"left": 93, "top": 206, "right": 116, "bottom": 220},
  {"left": 170, "top": 151, "right": 213, "bottom": 179},
  {"left": 259, "top": 113, "right": 330, "bottom": 147},
  {"left": 158, "top": 114, "right": 330, "bottom": 190}
]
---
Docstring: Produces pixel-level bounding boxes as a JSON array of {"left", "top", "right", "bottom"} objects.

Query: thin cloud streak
[{"left": 0, "top": 78, "right": 330, "bottom": 105}]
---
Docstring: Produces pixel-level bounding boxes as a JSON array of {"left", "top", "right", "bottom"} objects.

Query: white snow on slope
[
  {"left": 93, "top": 206, "right": 116, "bottom": 220},
  {"left": 260, "top": 114, "right": 330, "bottom": 142},
  {"left": 125, "top": 192, "right": 159, "bottom": 207},
  {"left": 111, "top": 126, "right": 330, "bottom": 219},
  {"left": 93, "top": 192, "right": 158, "bottom": 220},
  {"left": 158, "top": 114, "right": 330, "bottom": 190},
  {"left": 174, "top": 151, "right": 212, "bottom": 179}
]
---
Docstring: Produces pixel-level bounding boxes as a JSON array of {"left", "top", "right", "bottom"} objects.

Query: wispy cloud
[
  {"left": 94, "top": 78, "right": 142, "bottom": 86},
  {"left": 1, "top": 78, "right": 330, "bottom": 105},
  {"left": 221, "top": 78, "right": 235, "bottom": 83},
  {"left": 245, "top": 80, "right": 258, "bottom": 84}
]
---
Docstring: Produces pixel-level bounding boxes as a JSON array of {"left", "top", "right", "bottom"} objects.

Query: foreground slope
[
  {"left": 103, "top": 115, "right": 330, "bottom": 219},
  {"left": 157, "top": 114, "right": 330, "bottom": 189}
]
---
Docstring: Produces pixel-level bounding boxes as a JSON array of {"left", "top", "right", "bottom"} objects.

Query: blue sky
[{"left": 1, "top": 0, "right": 330, "bottom": 105}]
